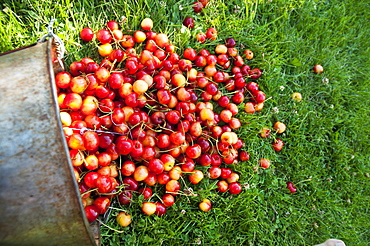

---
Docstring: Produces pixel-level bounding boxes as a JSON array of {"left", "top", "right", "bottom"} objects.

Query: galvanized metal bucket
[{"left": 0, "top": 39, "right": 99, "bottom": 246}]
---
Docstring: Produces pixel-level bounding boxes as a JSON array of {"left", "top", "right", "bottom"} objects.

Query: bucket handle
[{"left": 39, "top": 18, "right": 65, "bottom": 69}]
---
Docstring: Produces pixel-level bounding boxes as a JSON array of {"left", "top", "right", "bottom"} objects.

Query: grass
[{"left": 1, "top": 0, "right": 369, "bottom": 245}]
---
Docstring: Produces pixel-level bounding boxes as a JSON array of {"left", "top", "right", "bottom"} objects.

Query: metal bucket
[{"left": 0, "top": 39, "right": 99, "bottom": 246}]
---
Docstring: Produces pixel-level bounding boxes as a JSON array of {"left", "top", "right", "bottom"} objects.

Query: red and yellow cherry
[
  {"left": 162, "top": 193, "right": 175, "bottom": 207},
  {"left": 226, "top": 172, "right": 240, "bottom": 183},
  {"left": 216, "top": 180, "right": 229, "bottom": 192},
  {"left": 243, "top": 49, "right": 254, "bottom": 60},
  {"left": 84, "top": 154, "right": 99, "bottom": 170},
  {"left": 133, "top": 165, "right": 149, "bottom": 181},
  {"left": 148, "top": 158, "right": 165, "bottom": 174},
  {"left": 98, "top": 43, "right": 113, "bottom": 57},
  {"left": 165, "top": 179, "right": 180, "bottom": 195},
  {"left": 260, "top": 127, "right": 271, "bottom": 138},
  {"left": 141, "top": 18, "right": 153, "bottom": 31},
  {"left": 96, "top": 29, "right": 112, "bottom": 44},
  {"left": 313, "top": 64, "right": 324, "bottom": 74},
  {"left": 168, "top": 166, "right": 182, "bottom": 180},
  {"left": 239, "top": 151, "right": 250, "bottom": 161},
  {"left": 272, "top": 139, "right": 284, "bottom": 151},
  {"left": 155, "top": 33, "right": 169, "bottom": 48},
  {"left": 93, "top": 196, "right": 111, "bottom": 214},
  {"left": 199, "top": 199, "right": 212, "bottom": 212},
  {"left": 142, "top": 202, "right": 157, "bottom": 215},
  {"left": 64, "top": 93, "right": 83, "bottom": 111},
  {"left": 206, "top": 27, "right": 217, "bottom": 40},
  {"left": 259, "top": 158, "right": 271, "bottom": 169},
  {"left": 116, "top": 211, "right": 132, "bottom": 227},
  {"left": 188, "top": 170, "right": 204, "bottom": 184},
  {"left": 133, "top": 30, "right": 146, "bottom": 43},
  {"left": 186, "top": 144, "right": 202, "bottom": 159},
  {"left": 274, "top": 121, "right": 286, "bottom": 134},
  {"left": 208, "top": 166, "right": 221, "bottom": 179},
  {"left": 244, "top": 102, "right": 256, "bottom": 114},
  {"left": 196, "top": 33, "right": 206, "bottom": 43}
]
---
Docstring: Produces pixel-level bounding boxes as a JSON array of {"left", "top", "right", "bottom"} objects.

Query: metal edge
[
  {"left": 0, "top": 43, "right": 38, "bottom": 56},
  {"left": 45, "top": 38, "right": 99, "bottom": 246}
]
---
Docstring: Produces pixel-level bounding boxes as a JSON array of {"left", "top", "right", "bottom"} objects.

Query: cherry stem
[{"left": 96, "top": 219, "right": 124, "bottom": 233}]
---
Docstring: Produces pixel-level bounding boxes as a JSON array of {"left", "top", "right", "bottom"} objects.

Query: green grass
[{"left": 1, "top": 0, "right": 369, "bottom": 245}]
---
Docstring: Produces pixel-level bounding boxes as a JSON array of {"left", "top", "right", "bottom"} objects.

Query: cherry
[
  {"left": 229, "top": 182, "right": 242, "bottom": 195},
  {"left": 206, "top": 27, "right": 217, "bottom": 40},
  {"left": 116, "top": 212, "right": 132, "bottom": 227},
  {"left": 239, "top": 151, "right": 250, "bottom": 161},
  {"left": 138, "top": 187, "right": 153, "bottom": 200},
  {"left": 162, "top": 194, "right": 175, "bottom": 207},
  {"left": 249, "top": 68, "right": 262, "bottom": 79},
  {"left": 216, "top": 180, "right": 229, "bottom": 192},
  {"left": 93, "top": 196, "right": 111, "bottom": 214},
  {"left": 96, "top": 175, "right": 114, "bottom": 193},
  {"left": 186, "top": 144, "right": 202, "bottom": 159},
  {"left": 220, "top": 168, "right": 232, "bottom": 179},
  {"left": 96, "top": 29, "right": 112, "bottom": 44},
  {"left": 208, "top": 166, "right": 221, "bottom": 179},
  {"left": 157, "top": 173, "right": 171, "bottom": 185},
  {"left": 192, "top": 1, "right": 204, "bottom": 13},
  {"left": 272, "top": 139, "right": 284, "bottom": 151},
  {"left": 183, "top": 17, "right": 195, "bottom": 29},
  {"left": 148, "top": 158, "right": 165, "bottom": 174},
  {"left": 259, "top": 158, "right": 271, "bottom": 169},
  {"left": 84, "top": 205, "right": 99, "bottom": 223},
  {"left": 142, "top": 202, "right": 157, "bottom": 215},
  {"left": 196, "top": 33, "right": 207, "bottom": 43},
  {"left": 188, "top": 170, "right": 204, "bottom": 184},
  {"left": 170, "top": 131, "right": 185, "bottom": 145},
  {"left": 252, "top": 90, "right": 266, "bottom": 103},
  {"left": 133, "top": 165, "right": 149, "bottom": 181},
  {"left": 141, "top": 18, "right": 153, "bottom": 31},
  {"left": 116, "top": 137, "right": 133, "bottom": 155},
  {"left": 313, "top": 64, "right": 324, "bottom": 74},
  {"left": 80, "top": 27, "right": 94, "bottom": 42},
  {"left": 155, "top": 202, "right": 167, "bottom": 216},
  {"left": 198, "top": 153, "right": 212, "bottom": 166},
  {"left": 199, "top": 199, "right": 212, "bottom": 212},
  {"left": 287, "top": 182, "right": 297, "bottom": 193},
  {"left": 225, "top": 37, "right": 236, "bottom": 48},
  {"left": 165, "top": 180, "right": 180, "bottom": 195}
]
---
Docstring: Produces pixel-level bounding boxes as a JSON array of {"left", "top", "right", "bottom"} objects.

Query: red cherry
[
  {"left": 118, "top": 190, "right": 133, "bottom": 205},
  {"left": 229, "top": 182, "right": 242, "bottom": 195},
  {"left": 225, "top": 37, "right": 236, "bottom": 48},
  {"left": 286, "top": 182, "right": 297, "bottom": 193},
  {"left": 80, "top": 27, "right": 94, "bottom": 42},
  {"left": 183, "top": 17, "right": 195, "bottom": 29},
  {"left": 272, "top": 139, "right": 284, "bottom": 151},
  {"left": 192, "top": 1, "right": 204, "bottom": 13},
  {"left": 84, "top": 205, "right": 99, "bottom": 223}
]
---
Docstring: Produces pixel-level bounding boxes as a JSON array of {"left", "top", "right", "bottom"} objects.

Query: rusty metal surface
[{"left": 0, "top": 39, "right": 97, "bottom": 246}]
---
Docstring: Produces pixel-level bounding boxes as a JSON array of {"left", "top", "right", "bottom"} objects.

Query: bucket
[{"left": 0, "top": 39, "right": 99, "bottom": 246}]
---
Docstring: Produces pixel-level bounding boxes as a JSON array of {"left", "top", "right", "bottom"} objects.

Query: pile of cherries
[{"left": 56, "top": 17, "right": 269, "bottom": 226}]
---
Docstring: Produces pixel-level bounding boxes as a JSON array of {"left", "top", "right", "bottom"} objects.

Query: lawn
[{"left": 0, "top": 0, "right": 369, "bottom": 245}]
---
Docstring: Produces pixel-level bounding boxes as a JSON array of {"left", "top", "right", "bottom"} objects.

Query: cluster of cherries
[{"left": 56, "top": 17, "right": 270, "bottom": 227}]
